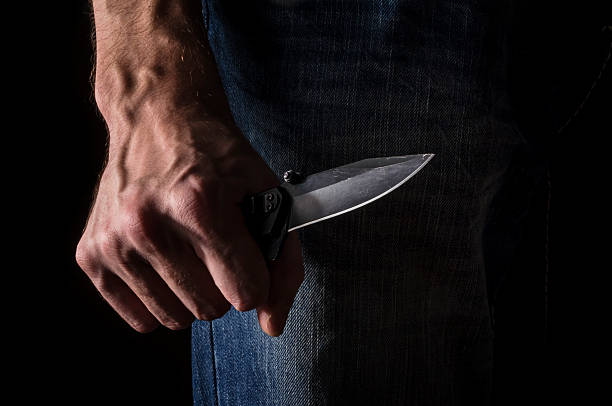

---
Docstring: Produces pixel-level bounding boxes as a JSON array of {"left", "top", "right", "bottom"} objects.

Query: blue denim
[{"left": 193, "top": 0, "right": 535, "bottom": 404}]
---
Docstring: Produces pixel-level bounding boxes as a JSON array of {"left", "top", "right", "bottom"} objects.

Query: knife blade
[{"left": 241, "top": 153, "right": 434, "bottom": 261}]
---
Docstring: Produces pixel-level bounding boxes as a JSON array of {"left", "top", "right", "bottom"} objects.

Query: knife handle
[{"left": 241, "top": 185, "right": 293, "bottom": 262}]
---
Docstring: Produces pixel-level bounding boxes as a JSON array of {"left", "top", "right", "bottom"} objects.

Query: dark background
[{"left": 34, "top": 1, "right": 610, "bottom": 404}]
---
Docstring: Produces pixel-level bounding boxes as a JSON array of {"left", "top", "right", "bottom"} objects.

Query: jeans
[{"left": 193, "top": 0, "right": 538, "bottom": 404}]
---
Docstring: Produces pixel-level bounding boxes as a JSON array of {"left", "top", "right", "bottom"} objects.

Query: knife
[{"left": 241, "top": 153, "right": 434, "bottom": 261}]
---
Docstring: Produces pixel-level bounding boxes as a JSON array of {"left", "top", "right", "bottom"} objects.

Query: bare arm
[{"left": 76, "top": 0, "right": 304, "bottom": 336}]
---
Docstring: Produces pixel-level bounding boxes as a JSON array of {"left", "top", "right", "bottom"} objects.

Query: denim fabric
[{"left": 193, "top": 0, "right": 533, "bottom": 405}]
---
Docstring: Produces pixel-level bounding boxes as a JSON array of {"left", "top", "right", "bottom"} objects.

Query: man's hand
[{"left": 76, "top": 0, "right": 303, "bottom": 336}]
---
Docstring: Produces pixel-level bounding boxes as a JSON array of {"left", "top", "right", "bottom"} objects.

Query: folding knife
[{"left": 242, "top": 154, "right": 434, "bottom": 261}]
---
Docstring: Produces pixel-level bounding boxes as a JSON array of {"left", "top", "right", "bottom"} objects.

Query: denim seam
[{"left": 209, "top": 321, "right": 220, "bottom": 406}]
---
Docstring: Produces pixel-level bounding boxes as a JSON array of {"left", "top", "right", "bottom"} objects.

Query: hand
[
  {"left": 79, "top": 0, "right": 303, "bottom": 336},
  {"left": 76, "top": 100, "right": 304, "bottom": 336}
]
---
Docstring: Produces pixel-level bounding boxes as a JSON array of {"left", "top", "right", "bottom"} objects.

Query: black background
[{"left": 29, "top": 1, "right": 611, "bottom": 404}]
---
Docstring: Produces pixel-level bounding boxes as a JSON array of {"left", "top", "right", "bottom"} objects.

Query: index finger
[{"left": 183, "top": 203, "right": 271, "bottom": 313}]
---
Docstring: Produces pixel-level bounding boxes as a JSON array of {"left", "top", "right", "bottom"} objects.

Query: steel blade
[{"left": 285, "top": 153, "right": 434, "bottom": 231}]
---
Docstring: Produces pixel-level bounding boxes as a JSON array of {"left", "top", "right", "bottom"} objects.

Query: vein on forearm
[{"left": 89, "top": 0, "right": 232, "bottom": 127}]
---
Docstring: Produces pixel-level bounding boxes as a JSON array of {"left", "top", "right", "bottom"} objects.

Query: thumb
[{"left": 256, "top": 231, "right": 304, "bottom": 337}]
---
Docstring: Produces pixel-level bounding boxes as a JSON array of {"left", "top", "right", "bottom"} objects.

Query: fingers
[
  {"left": 111, "top": 250, "right": 196, "bottom": 330},
  {"left": 96, "top": 273, "right": 160, "bottom": 333},
  {"left": 179, "top": 186, "right": 271, "bottom": 312},
  {"left": 76, "top": 207, "right": 229, "bottom": 331},
  {"left": 119, "top": 205, "right": 232, "bottom": 322},
  {"left": 75, "top": 175, "right": 278, "bottom": 333},
  {"left": 187, "top": 221, "right": 271, "bottom": 312},
  {"left": 256, "top": 232, "right": 304, "bottom": 337},
  {"left": 76, "top": 249, "right": 159, "bottom": 333},
  {"left": 128, "top": 229, "right": 232, "bottom": 322},
  {"left": 78, "top": 234, "right": 196, "bottom": 330}
]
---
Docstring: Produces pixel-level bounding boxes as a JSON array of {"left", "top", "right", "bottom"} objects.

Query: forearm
[{"left": 91, "top": 0, "right": 231, "bottom": 132}]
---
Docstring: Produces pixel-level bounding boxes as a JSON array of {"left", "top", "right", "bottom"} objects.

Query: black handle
[{"left": 241, "top": 186, "right": 293, "bottom": 262}]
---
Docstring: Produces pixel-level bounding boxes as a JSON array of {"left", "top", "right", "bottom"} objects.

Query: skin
[{"left": 76, "top": 0, "right": 304, "bottom": 337}]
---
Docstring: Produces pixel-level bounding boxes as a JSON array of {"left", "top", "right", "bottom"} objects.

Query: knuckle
[
  {"left": 231, "top": 293, "right": 264, "bottom": 312},
  {"left": 162, "top": 319, "right": 193, "bottom": 331},
  {"left": 131, "top": 320, "right": 159, "bottom": 334},
  {"left": 172, "top": 184, "right": 223, "bottom": 241},
  {"left": 230, "top": 280, "right": 270, "bottom": 312},
  {"left": 96, "top": 232, "right": 122, "bottom": 258},
  {"left": 233, "top": 301, "right": 255, "bottom": 313},
  {"left": 190, "top": 176, "right": 222, "bottom": 198},
  {"left": 154, "top": 310, "right": 195, "bottom": 331},
  {"left": 75, "top": 239, "right": 94, "bottom": 270},
  {"left": 171, "top": 187, "right": 201, "bottom": 218},
  {"left": 184, "top": 177, "right": 224, "bottom": 212},
  {"left": 195, "top": 302, "right": 230, "bottom": 321},
  {"left": 120, "top": 203, "right": 154, "bottom": 245}
]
